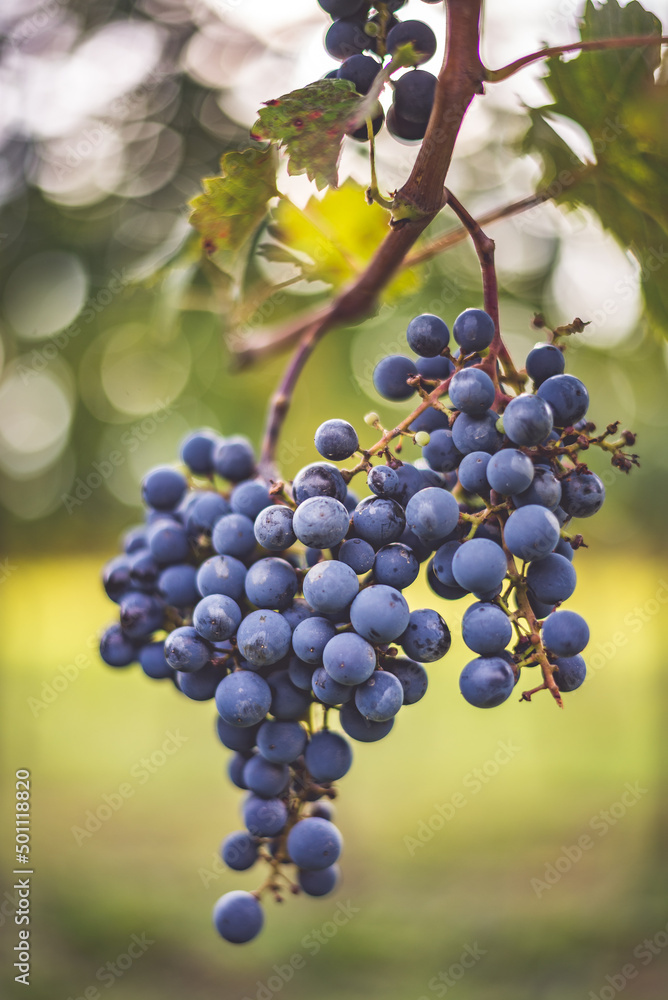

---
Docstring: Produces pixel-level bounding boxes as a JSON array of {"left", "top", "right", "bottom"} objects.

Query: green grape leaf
[
  {"left": 188, "top": 147, "right": 279, "bottom": 278},
  {"left": 524, "top": 0, "right": 668, "bottom": 332},
  {"left": 251, "top": 79, "right": 362, "bottom": 191}
]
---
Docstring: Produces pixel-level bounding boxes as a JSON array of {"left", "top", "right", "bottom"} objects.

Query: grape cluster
[
  {"left": 318, "top": 1, "right": 440, "bottom": 143},
  {"left": 98, "top": 305, "right": 637, "bottom": 944}
]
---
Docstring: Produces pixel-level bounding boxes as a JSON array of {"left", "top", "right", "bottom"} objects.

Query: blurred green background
[{"left": 2, "top": 1, "right": 668, "bottom": 998}]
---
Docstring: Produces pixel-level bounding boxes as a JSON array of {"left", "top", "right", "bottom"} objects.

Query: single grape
[
  {"left": 432, "top": 540, "right": 463, "bottom": 588},
  {"left": 245, "top": 557, "right": 298, "bottom": 611},
  {"left": 339, "top": 701, "right": 394, "bottom": 742},
  {"left": 100, "top": 624, "right": 137, "bottom": 667},
  {"left": 553, "top": 654, "right": 587, "bottom": 692},
  {"left": 243, "top": 795, "right": 288, "bottom": 838},
  {"left": 452, "top": 410, "right": 502, "bottom": 455},
  {"left": 336, "top": 53, "right": 380, "bottom": 94},
  {"left": 185, "top": 492, "right": 231, "bottom": 540},
  {"left": 486, "top": 449, "right": 534, "bottom": 495},
  {"left": 310, "top": 802, "right": 335, "bottom": 821},
  {"left": 373, "top": 355, "right": 418, "bottom": 400},
  {"left": 216, "top": 716, "right": 259, "bottom": 752},
  {"left": 318, "top": 0, "right": 367, "bottom": 16},
  {"left": 243, "top": 755, "right": 290, "bottom": 798},
  {"left": 525, "top": 344, "right": 565, "bottom": 386},
  {"left": 128, "top": 549, "right": 160, "bottom": 591},
  {"left": 421, "top": 429, "right": 462, "bottom": 472},
  {"left": 253, "top": 505, "right": 296, "bottom": 551},
  {"left": 526, "top": 553, "right": 577, "bottom": 605},
  {"left": 119, "top": 591, "right": 164, "bottom": 640},
  {"left": 123, "top": 526, "right": 147, "bottom": 554},
  {"left": 461, "top": 602, "right": 512, "bottom": 656},
  {"left": 177, "top": 662, "right": 227, "bottom": 701},
  {"left": 221, "top": 831, "right": 258, "bottom": 872},
  {"left": 415, "top": 355, "right": 455, "bottom": 381},
  {"left": 164, "top": 625, "right": 211, "bottom": 673},
  {"left": 537, "top": 374, "right": 589, "bottom": 427},
  {"left": 406, "top": 313, "right": 450, "bottom": 356},
  {"left": 312, "top": 666, "right": 354, "bottom": 705},
  {"left": 554, "top": 535, "right": 574, "bottom": 562},
  {"left": 502, "top": 393, "right": 553, "bottom": 447},
  {"left": 452, "top": 309, "right": 495, "bottom": 353},
  {"left": 213, "top": 890, "right": 264, "bottom": 944},
  {"left": 292, "top": 462, "right": 348, "bottom": 504},
  {"left": 142, "top": 466, "right": 187, "bottom": 511},
  {"left": 102, "top": 555, "right": 131, "bottom": 603},
  {"left": 196, "top": 554, "right": 247, "bottom": 601},
  {"left": 213, "top": 436, "right": 256, "bottom": 482},
  {"left": 451, "top": 539, "right": 507, "bottom": 595},
  {"left": 338, "top": 537, "right": 376, "bottom": 574},
  {"left": 158, "top": 564, "right": 199, "bottom": 608},
  {"left": 305, "top": 730, "right": 353, "bottom": 782},
  {"left": 180, "top": 429, "right": 219, "bottom": 475},
  {"left": 428, "top": 560, "right": 467, "bottom": 600},
  {"left": 373, "top": 542, "right": 419, "bottom": 589},
  {"left": 504, "top": 505, "right": 560, "bottom": 562},
  {"left": 458, "top": 451, "right": 491, "bottom": 496},
  {"left": 293, "top": 495, "right": 350, "bottom": 549},
  {"left": 449, "top": 368, "right": 496, "bottom": 415},
  {"left": 281, "top": 599, "right": 313, "bottom": 630},
  {"left": 138, "top": 640, "right": 171, "bottom": 679},
  {"left": 367, "top": 465, "right": 400, "bottom": 498},
  {"left": 459, "top": 656, "right": 515, "bottom": 708},
  {"left": 298, "top": 865, "right": 340, "bottom": 897},
  {"left": 268, "top": 670, "right": 313, "bottom": 721},
  {"left": 386, "top": 658, "right": 428, "bottom": 704},
  {"left": 350, "top": 584, "right": 410, "bottom": 642},
  {"left": 352, "top": 496, "right": 406, "bottom": 549},
  {"left": 292, "top": 616, "right": 338, "bottom": 664},
  {"left": 303, "top": 560, "right": 360, "bottom": 613},
  {"left": 390, "top": 463, "right": 427, "bottom": 504},
  {"left": 325, "top": 17, "right": 369, "bottom": 59},
  {"left": 256, "top": 720, "right": 307, "bottom": 764},
  {"left": 405, "top": 487, "right": 460, "bottom": 542},
  {"left": 147, "top": 518, "right": 190, "bottom": 565},
  {"left": 193, "top": 593, "right": 242, "bottom": 642},
  {"left": 512, "top": 465, "right": 561, "bottom": 510},
  {"left": 236, "top": 611, "right": 292, "bottom": 667},
  {"left": 288, "top": 655, "right": 315, "bottom": 691},
  {"left": 394, "top": 70, "right": 437, "bottom": 124},
  {"left": 386, "top": 19, "right": 437, "bottom": 63},
  {"left": 287, "top": 818, "right": 342, "bottom": 871},
  {"left": 560, "top": 470, "right": 605, "bottom": 518},
  {"left": 215, "top": 669, "right": 272, "bottom": 726},
  {"left": 541, "top": 610, "right": 590, "bottom": 656},
  {"left": 355, "top": 670, "right": 404, "bottom": 721},
  {"left": 400, "top": 608, "right": 451, "bottom": 662},
  {"left": 323, "top": 632, "right": 377, "bottom": 686}
]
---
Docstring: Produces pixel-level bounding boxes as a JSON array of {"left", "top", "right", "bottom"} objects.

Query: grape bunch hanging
[{"left": 99, "top": 302, "right": 638, "bottom": 945}]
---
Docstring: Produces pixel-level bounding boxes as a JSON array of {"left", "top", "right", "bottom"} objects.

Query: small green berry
[
  {"left": 414, "top": 431, "right": 430, "bottom": 447},
  {"left": 364, "top": 412, "right": 380, "bottom": 426}
]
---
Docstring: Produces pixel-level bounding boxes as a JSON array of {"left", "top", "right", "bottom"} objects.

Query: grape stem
[{"left": 486, "top": 33, "right": 668, "bottom": 84}]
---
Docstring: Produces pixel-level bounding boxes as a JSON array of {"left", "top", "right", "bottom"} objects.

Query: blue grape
[
  {"left": 512, "top": 465, "right": 561, "bottom": 510},
  {"left": 502, "top": 394, "right": 553, "bottom": 447},
  {"left": 216, "top": 669, "right": 272, "bottom": 726},
  {"left": 400, "top": 525, "right": 433, "bottom": 564},
  {"left": 312, "top": 666, "right": 354, "bottom": 705},
  {"left": 406, "top": 313, "right": 450, "bottom": 356},
  {"left": 554, "top": 535, "right": 574, "bottom": 562},
  {"left": 373, "top": 542, "right": 419, "bottom": 589},
  {"left": 452, "top": 410, "right": 502, "bottom": 455},
  {"left": 288, "top": 655, "right": 315, "bottom": 691},
  {"left": 422, "top": 429, "right": 462, "bottom": 473},
  {"left": 303, "top": 561, "right": 359, "bottom": 613},
  {"left": 319, "top": 0, "right": 367, "bottom": 17},
  {"left": 310, "top": 802, "right": 335, "bottom": 821},
  {"left": 387, "top": 19, "right": 437, "bottom": 63},
  {"left": 428, "top": 559, "right": 467, "bottom": 600},
  {"left": 350, "top": 584, "right": 410, "bottom": 642},
  {"left": 405, "top": 486, "right": 460, "bottom": 542},
  {"left": 213, "top": 436, "right": 255, "bottom": 482},
  {"left": 228, "top": 751, "right": 251, "bottom": 789},
  {"left": 178, "top": 662, "right": 227, "bottom": 701},
  {"left": 541, "top": 610, "right": 589, "bottom": 656},
  {"left": 387, "top": 105, "right": 427, "bottom": 142},
  {"left": 431, "top": 540, "right": 462, "bottom": 587},
  {"left": 292, "top": 617, "right": 338, "bottom": 664},
  {"left": 185, "top": 492, "right": 231, "bottom": 540},
  {"left": 147, "top": 519, "right": 190, "bottom": 565},
  {"left": 314, "top": 419, "right": 359, "bottom": 460},
  {"left": 212, "top": 513, "right": 256, "bottom": 559},
  {"left": 287, "top": 818, "right": 342, "bottom": 871},
  {"left": 292, "top": 462, "right": 348, "bottom": 504},
  {"left": 293, "top": 496, "right": 350, "bottom": 549},
  {"left": 323, "top": 632, "right": 376, "bottom": 686},
  {"left": 367, "top": 465, "right": 399, "bottom": 498},
  {"left": 410, "top": 410, "right": 450, "bottom": 438},
  {"left": 537, "top": 374, "right": 589, "bottom": 427},
  {"left": 553, "top": 654, "right": 587, "bottom": 692},
  {"left": 526, "top": 553, "right": 576, "bottom": 604},
  {"left": 138, "top": 640, "right": 171, "bottom": 679},
  {"left": 415, "top": 355, "right": 455, "bottom": 381},
  {"left": 352, "top": 496, "right": 406, "bottom": 548},
  {"left": 119, "top": 591, "right": 164, "bottom": 640},
  {"left": 180, "top": 429, "right": 218, "bottom": 475},
  {"left": 386, "top": 658, "right": 428, "bottom": 704},
  {"left": 100, "top": 624, "right": 136, "bottom": 667},
  {"left": 452, "top": 309, "right": 495, "bottom": 353},
  {"left": 338, "top": 537, "right": 376, "bottom": 574},
  {"left": 193, "top": 593, "right": 242, "bottom": 642},
  {"left": 325, "top": 17, "right": 369, "bottom": 59},
  {"left": 400, "top": 608, "right": 451, "bottom": 662},
  {"left": 298, "top": 865, "right": 339, "bottom": 897},
  {"left": 268, "top": 670, "right": 312, "bottom": 721},
  {"left": 486, "top": 449, "right": 534, "bottom": 495},
  {"left": 163, "top": 626, "right": 210, "bottom": 673},
  {"left": 389, "top": 464, "right": 426, "bottom": 504},
  {"left": 123, "top": 525, "right": 147, "bottom": 554},
  {"left": 355, "top": 670, "right": 404, "bottom": 721},
  {"left": 305, "top": 730, "right": 353, "bottom": 782},
  {"left": 245, "top": 557, "right": 298, "bottom": 611},
  {"left": 560, "top": 470, "right": 605, "bottom": 518},
  {"left": 256, "top": 720, "right": 307, "bottom": 764},
  {"left": 461, "top": 602, "right": 512, "bottom": 656},
  {"left": 338, "top": 53, "right": 381, "bottom": 97},
  {"left": 281, "top": 599, "right": 313, "bottom": 630},
  {"left": 528, "top": 594, "right": 555, "bottom": 620},
  {"left": 221, "top": 831, "right": 258, "bottom": 872},
  {"left": 229, "top": 480, "right": 270, "bottom": 520},
  {"left": 253, "top": 505, "right": 296, "bottom": 552},
  {"left": 451, "top": 539, "right": 507, "bottom": 595},
  {"left": 158, "top": 564, "right": 198, "bottom": 607},
  {"left": 504, "top": 504, "right": 560, "bottom": 562},
  {"left": 142, "top": 466, "right": 187, "bottom": 511},
  {"left": 243, "top": 795, "right": 288, "bottom": 837},
  {"left": 373, "top": 355, "right": 418, "bottom": 401},
  {"left": 394, "top": 71, "right": 437, "bottom": 124},
  {"left": 459, "top": 656, "right": 515, "bottom": 708},
  {"left": 306, "top": 547, "right": 322, "bottom": 567},
  {"left": 196, "top": 554, "right": 247, "bottom": 601},
  {"left": 449, "top": 368, "right": 495, "bottom": 415},
  {"left": 243, "top": 755, "right": 290, "bottom": 798},
  {"left": 216, "top": 716, "right": 260, "bottom": 752},
  {"left": 525, "top": 344, "right": 565, "bottom": 386},
  {"left": 236, "top": 611, "right": 292, "bottom": 667},
  {"left": 339, "top": 701, "right": 394, "bottom": 742},
  {"left": 458, "top": 451, "right": 491, "bottom": 496},
  {"left": 213, "top": 890, "right": 263, "bottom": 944},
  {"left": 102, "top": 555, "right": 131, "bottom": 603},
  {"left": 128, "top": 548, "right": 160, "bottom": 591}
]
